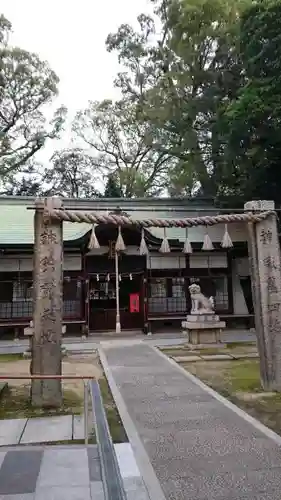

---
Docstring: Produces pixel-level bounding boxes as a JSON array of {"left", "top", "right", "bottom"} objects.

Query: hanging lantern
[
  {"left": 221, "top": 224, "right": 233, "bottom": 248},
  {"left": 115, "top": 226, "right": 126, "bottom": 252},
  {"left": 183, "top": 228, "right": 192, "bottom": 254},
  {"left": 139, "top": 228, "right": 149, "bottom": 255},
  {"left": 159, "top": 227, "right": 170, "bottom": 253},
  {"left": 88, "top": 225, "right": 100, "bottom": 250},
  {"left": 202, "top": 227, "right": 214, "bottom": 251}
]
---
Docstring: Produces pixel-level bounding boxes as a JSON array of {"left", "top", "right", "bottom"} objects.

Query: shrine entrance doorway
[
  {"left": 84, "top": 224, "right": 147, "bottom": 332},
  {"left": 88, "top": 271, "right": 144, "bottom": 332}
]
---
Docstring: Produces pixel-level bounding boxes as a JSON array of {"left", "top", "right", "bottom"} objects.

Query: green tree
[
  {"left": 223, "top": 0, "right": 281, "bottom": 203},
  {"left": 73, "top": 99, "right": 174, "bottom": 197},
  {"left": 0, "top": 14, "right": 66, "bottom": 190},
  {"left": 1, "top": 163, "right": 43, "bottom": 195},
  {"left": 43, "top": 148, "right": 101, "bottom": 198},
  {"left": 104, "top": 174, "right": 123, "bottom": 197},
  {"left": 106, "top": 0, "right": 247, "bottom": 198}
]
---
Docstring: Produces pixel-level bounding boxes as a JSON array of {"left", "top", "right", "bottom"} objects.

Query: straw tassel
[
  {"left": 183, "top": 228, "right": 192, "bottom": 254},
  {"left": 88, "top": 225, "right": 100, "bottom": 250},
  {"left": 221, "top": 224, "right": 233, "bottom": 248},
  {"left": 159, "top": 227, "right": 170, "bottom": 253},
  {"left": 115, "top": 226, "right": 126, "bottom": 252},
  {"left": 202, "top": 228, "right": 214, "bottom": 251},
  {"left": 139, "top": 228, "right": 149, "bottom": 255}
]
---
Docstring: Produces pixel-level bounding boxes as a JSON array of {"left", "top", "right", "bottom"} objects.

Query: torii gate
[{"left": 31, "top": 198, "right": 281, "bottom": 407}]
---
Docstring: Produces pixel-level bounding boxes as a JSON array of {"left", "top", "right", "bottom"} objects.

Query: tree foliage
[
  {"left": 43, "top": 149, "right": 100, "bottom": 198},
  {"left": 4, "top": 0, "right": 281, "bottom": 203},
  {"left": 0, "top": 14, "right": 66, "bottom": 190},
  {"left": 2, "top": 165, "right": 43, "bottom": 196},
  {"left": 73, "top": 99, "right": 174, "bottom": 197},
  {"left": 105, "top": 0, "right": 247, "bottom": 198},
  {"left": 222, "top": 0, "right": 281, "bottom": 203},
  {"left": 104, "top": 173, "right": 123, "bottom": 198}
]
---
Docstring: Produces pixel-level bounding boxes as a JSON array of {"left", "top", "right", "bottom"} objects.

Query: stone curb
[
  {"left": 153, "top": 345, "right": 281, "bottom": 448},
  {"left": 172, "top": 352, "right": 259, "bottom": 362},
  {"left": 98, "top": 348, "right": 166, "bottom": 500}
]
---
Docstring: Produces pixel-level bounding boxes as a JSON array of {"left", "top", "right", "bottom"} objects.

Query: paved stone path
[
  {"left": 0, "top": 414, "right": 85, "bottom": 446},
  {"left": 101, "top": 343, "right": 281, "bottom": 500},
  {"left": 0, "top": 443, "right": 148, "bottom": 499}
]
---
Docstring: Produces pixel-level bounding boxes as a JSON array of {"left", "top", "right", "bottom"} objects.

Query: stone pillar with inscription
[
  {"left": 31, "top": 197, "right": 63, "bottom": 407},
  {"left": 245, "top": 200, "right": 281, "bottom": 391}
]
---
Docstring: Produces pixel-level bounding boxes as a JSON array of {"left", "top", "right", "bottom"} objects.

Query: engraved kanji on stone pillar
[
  {"left": 245, "top": 200, "right": 281, "bottom": 390},
  {"left": 31, "top": 197, "right": 63, "bottom": 407}
]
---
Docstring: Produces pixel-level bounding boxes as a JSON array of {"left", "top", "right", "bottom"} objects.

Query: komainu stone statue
[
  {"left": 182, "top": 283, "right": 226, "bottom": 345},
  {"left": 189, "top": 284, "right": 214, "bottom": 315}
]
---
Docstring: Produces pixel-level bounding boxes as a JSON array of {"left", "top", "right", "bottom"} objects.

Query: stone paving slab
[
  {"left": 200, "top": 354, "right": 232, "bottom": 360},
  {"left": 173, "top": 355, "right": 202, "bottom": 362},
  {"left": 0, "top": 449, "right": 43, "bottom": 495},
  {"left": 0, "top": 444, "right": 147, "bottom": 499},
  {"left": 232, "top": 352, "right": 259, "bottom": 359},
  {"left": 90, "top": 481, "right": 104, "bottom": 500},
  {"left": 37, "top": 448, "right": 90, "bottom": 487},
  {"left": 173, "top": 352, "right": 259, "bottom": 363},
  {"left": 0, "top": 495, "right": 35, "bottom": 500},
  {"left": 35, "top": 485, "right": 91, "bottom": 500},
  {"left": 87, "top": 446, "right": 101, "bottom": 482},
  {"left": 0, "top": 415, "right": 79, "bottom": 446},
  {"left": 102, "top": 343, "right": 281, "bottom": 500},
  {"left": 124, "top": 477, "right": 150, "bottom": 500},
  {"left": 115, "top": 443, "right": 140, "bottom": 478},
  {"left": 20, "top": 415, "right": 72, "bottom": 444},
  {"left": 72, "top": 415, "right": 84, "bottom": 441},
  {"left": 0, "top": 418, "right": 27, "bottom": 446}
]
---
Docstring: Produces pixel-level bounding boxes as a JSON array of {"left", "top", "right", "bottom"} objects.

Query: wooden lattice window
[{"left": 12, "top": 281, "right": 33, "bottom": 302}]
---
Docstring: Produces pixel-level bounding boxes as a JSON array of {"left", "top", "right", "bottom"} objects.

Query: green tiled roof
[
  {"left": 0, "top": 204, "right": 90, "bottom": 245},
  {"left": 0, "top": 196, "right": 216, "bottom": 245},
  {"left": 130, "top": 210, "right": 186, "bottom": 242}
]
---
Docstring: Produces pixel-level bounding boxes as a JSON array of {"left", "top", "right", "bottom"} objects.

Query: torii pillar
[
  {"left": 31, "top": 197, "right": 63, "bottom": 407},
  {"left": 245, "top": 200, "right": 281, "bottom": 391}
]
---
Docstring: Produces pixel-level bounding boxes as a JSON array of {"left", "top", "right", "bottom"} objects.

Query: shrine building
[{"left": 0, "top": 196, "right": 254, "bottom": 337}]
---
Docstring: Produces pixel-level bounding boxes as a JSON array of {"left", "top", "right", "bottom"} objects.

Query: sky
[{"left": 1, "top": 0, "right": 154, "bottom": 163}]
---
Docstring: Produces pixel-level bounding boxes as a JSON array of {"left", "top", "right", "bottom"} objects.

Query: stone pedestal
[{"left": 182, "top": 314, "right": 226, "bottom": 345}]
